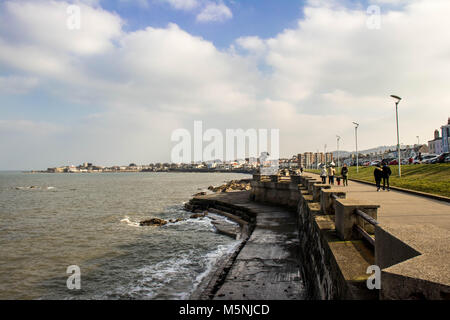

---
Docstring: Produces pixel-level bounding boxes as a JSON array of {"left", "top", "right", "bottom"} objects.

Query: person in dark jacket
[
  {"left": 341, "top": 164, "right": 349, "bottom": 186},
  {"left": 374, "top": 164, "right": 383, "bottom": 191},
  {"left": 382, "top": 162, "right": 392, "bottom": 191}
]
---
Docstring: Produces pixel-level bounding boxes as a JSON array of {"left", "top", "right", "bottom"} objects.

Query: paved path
[{"left": 203, "top": 192, "right": 308, "bottom": 300}]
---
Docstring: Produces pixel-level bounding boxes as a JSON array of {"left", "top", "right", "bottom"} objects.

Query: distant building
[
  {"left": 304, "top": 152, "right": 314, "bottom": 168},
  {"left": 325, "top": 152, "right": 333, "bottom": 164},
  {"left": 428, "top": 129, "right": 442, "bottom": 154},
  {"left": 314, "top": 152, "right": 325, "bottom": 166},
  {"left": 442, "top": 117, "right": 450, "bottom": 153},
  {"left": 297, "top": 153, "right": 305, "bottom": 168}
]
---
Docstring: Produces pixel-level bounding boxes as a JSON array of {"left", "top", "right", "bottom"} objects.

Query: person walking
[
  {"left": 328, "top": 165, "right": 336, "bottom": 185},
  {"left": 374, "top": 164, "right": 383, "bottom": 191},
  {"left": 382, "top": 162, "right": 392, "bottom": 191},
  {"left": 341, "top": 164, "right": 349, "bottom": 186},
  {"left": 320, "top": 166, "right": 327, "bottom": 184}
]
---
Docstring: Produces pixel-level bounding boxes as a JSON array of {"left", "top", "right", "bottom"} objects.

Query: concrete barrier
[
  {"left": 290, "top": 175, "right": 301, "bottom": 185},
  {"left": 334, "top": 199, "right": 379, "bottom": 241},
  {"left": 307, "top": 179, "right": 322, "bottom": 194},
  {"left": 320, "top": 189, "right": 346, "bottom": 215},
  {"left": 312, "top": 184, "right": 331, "bottom": 202}
]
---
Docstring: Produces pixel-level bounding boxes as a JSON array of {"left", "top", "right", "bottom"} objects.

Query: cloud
[
  {"left": 236, "top": 36, "right": 267, "bottom": 53},
  {"left": 0, "top": 76, "right": 39, "bottom": 94},
  {"left": 165, "top": 0, "right": 199, "bottom": 11},
  {"left": 0, "top": 0, "right": 450, "bottom": 169},
  {"left": 196, "top": 1, "right": 233, "bottom": 22}
]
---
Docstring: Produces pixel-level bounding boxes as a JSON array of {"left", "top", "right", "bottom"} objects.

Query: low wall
[
  {"left": 250, "top": 180, "right": 299, "bottom": 210},
  {"left": 297, "top": 195, "right": 351, "bottom": 299}
]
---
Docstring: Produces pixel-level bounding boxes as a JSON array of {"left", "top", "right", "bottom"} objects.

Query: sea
[{"left": 0, "top": 171, "right": 250, "bottom": 299}]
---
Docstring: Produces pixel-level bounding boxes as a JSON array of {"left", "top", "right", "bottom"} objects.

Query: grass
[{"left": 306, "top": 164, "right": 450, "bottom": 198}]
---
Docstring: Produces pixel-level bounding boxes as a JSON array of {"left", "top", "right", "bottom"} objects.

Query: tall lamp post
[
  {"left": 353, "top": 122, "right": 359, "bottom": 173},
  {"left": 390, "top": 95, "right": 402, "bottom": 177},
  {"left": 416, "top": 136, "right": 420, "bottom": 146},
  {"left": 336, "top": 135, "right": 341, "bottom": 168}
]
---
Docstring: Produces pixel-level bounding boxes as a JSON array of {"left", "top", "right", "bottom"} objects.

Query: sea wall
[
  {"left": 250, "top": 177, "right": 352, "bottom": 299},
  {"left": 296, "top": 195, "right": 351, "bottom": 299}
]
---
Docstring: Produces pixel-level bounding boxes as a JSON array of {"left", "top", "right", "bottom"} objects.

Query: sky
[{"left": 1, "top": 0, "right": 449, "bottom": 170}]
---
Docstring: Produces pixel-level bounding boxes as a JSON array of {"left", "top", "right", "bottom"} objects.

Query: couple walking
[
  {"left": 320, "top": 164, "right": 348, "bottom": 186},
  {"left": 374, "top": 162, "right": 392, "bottom": 191}
]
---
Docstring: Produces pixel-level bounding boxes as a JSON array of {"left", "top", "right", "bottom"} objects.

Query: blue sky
[
  {"left": 102, "top": 0, "right": 307, "bottom": 48},
  {"left": 1, "top": 0, "right": 449, "bottom": 170}
]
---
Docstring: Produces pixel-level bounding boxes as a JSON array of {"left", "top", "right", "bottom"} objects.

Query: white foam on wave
[
  {"left": 126, "top": 240, "right": 240, "bottom": 300},
  {"left": 165, "top": 216, "right": 216, "bottom": 232},
  {"left": 120, "top": 216, "right": 140, "bottom": 227},
  {"left": 191, "top": 241, "right": 240, "bottom": 291}
]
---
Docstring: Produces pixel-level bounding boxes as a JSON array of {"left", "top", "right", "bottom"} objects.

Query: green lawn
[{"left": 306, "top": 164, "right": 450, "bottom": 198}]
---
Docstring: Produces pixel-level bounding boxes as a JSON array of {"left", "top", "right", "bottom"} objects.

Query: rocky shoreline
[{"left": 139, "top": 179, "right": 252, "bottom": 230}]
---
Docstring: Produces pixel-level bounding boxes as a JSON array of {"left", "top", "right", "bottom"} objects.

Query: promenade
[
  {"left": 304, "top": 172, "right": 450, "bottom": 298},
  {"left": 190, "top": 173, "right": 449, "bottom": 300}
]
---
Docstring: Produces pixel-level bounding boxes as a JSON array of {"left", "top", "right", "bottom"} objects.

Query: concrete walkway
[
  {"left": 203, "top": 192, "right": 308, "bottom": 300},
  {"left": 304, "top": 173, "right": 450, "bottom": 289}
]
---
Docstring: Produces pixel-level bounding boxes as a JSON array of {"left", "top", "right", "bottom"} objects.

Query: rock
[
  {"left": 205, "top": 180, "right": 252, "bottom": 195},
  {"left": 190, "top": 211, "right": 208, "bottom": 219},
  {"left": 139, "top": 218, "right": 168, "bottom": 227},
  {"left": 193, "top": 191, "right": 207, "bottom": 196}
]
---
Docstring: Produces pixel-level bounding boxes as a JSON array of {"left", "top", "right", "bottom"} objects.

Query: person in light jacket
[
  {"left": 328, "top": 166, "right": 336, "bottom": 185},
  {"left": 320, "top": 167, "right": 327, "bottom": 184}
]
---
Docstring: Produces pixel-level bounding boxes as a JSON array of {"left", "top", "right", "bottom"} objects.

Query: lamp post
[
  {"left": 416, "top": 136, "right": 420, "bottom": 146},
  {"left": 336, "top": 135, "right": 341, "bottom": 169},
  {"left": 390, "top": 95, "right": 402, "bottom": 177},
  {"left": 353, "top": 122, "right": 359, "bottom": 173}
]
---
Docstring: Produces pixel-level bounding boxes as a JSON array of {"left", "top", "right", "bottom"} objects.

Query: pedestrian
[
  {"left": 382, "top": 162, "right": 392, "bottom": 191},
  {"left": 328, "top": 165, "right": 336, "bottom": 185},
  {"left": 300, "top": 167, "right": 304, "bottom": 175},
  {"left": 341, "top": 164, "right": 349, "bottom": 186},
  {"left": 336, "top": 176, "right": 341, "bottom": 186},
  {"left": 374, "top": 164, "right": 383, "bottom": 191},
  {"left": 320, "top": 166, "right": 327, "bottom": 184}
]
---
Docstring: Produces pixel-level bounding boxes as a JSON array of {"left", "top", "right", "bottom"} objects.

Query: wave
[
  {"left": 124, "top": 241, "right": 240, "bottom": 299},
  {"left": 120, "top": 216, "right": 140, "bottom": 227}
]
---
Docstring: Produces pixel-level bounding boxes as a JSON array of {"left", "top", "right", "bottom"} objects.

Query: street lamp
[
  {"left": 353, "top": 122, "right": 359, "bottom": 173},
  {"left": 416, "top": 136, "right": 420, "bottom": 146},
  {"left": 390, "top": 94, "right": 402, "bottom": 177},
  {"left": 336, "top": 135, "right": 341, "bottom": 168}
]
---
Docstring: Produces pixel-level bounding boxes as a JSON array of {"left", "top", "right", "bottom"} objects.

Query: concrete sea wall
[{"left": 251, "top": 177, "right": 352, "bottom": 299}]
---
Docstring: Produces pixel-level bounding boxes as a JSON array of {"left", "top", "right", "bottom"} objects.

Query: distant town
[{"left": 34, "top": 117, "right": 450, "bottom": 174}]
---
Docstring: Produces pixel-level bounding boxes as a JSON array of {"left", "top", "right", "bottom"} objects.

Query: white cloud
[
  {"left": 0, "top": 76, "right": 39, "bottom": 94},
  {"left": 196, "top": 1, "right": 232, "bottom": 22},
  {"left": 165, "top": 0, "right": 199, "bottom": 11},
  {"left": 0, "top": 1, "right": 123, "bottom": 56},
  {"left": 236, "top": 36, "right": 267, "bottom": 53},
  {"left": 0, "top": 0, "right": 450, "bottom": 169}
]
